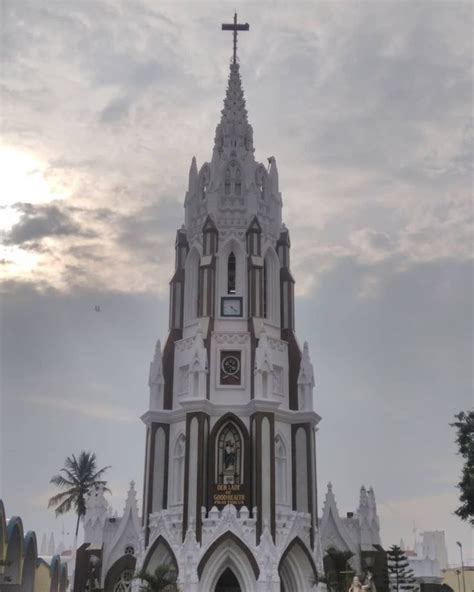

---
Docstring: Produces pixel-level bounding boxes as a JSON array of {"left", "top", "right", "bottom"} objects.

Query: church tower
[{"left": 140, "top": 15, "right": 323, "bottom": 592}]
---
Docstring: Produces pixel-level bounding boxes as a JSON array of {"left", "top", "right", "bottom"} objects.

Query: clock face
[
  {"left": 220, "top": 350, "right": 242, "bottom": 386},
  {"left": 221, "top": 297, "right": 243, "bottom": 317}
]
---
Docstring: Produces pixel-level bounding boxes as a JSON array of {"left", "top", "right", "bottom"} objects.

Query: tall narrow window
[
  {"left": 224, "top": 161, "right": 242, "bottom": 197},
  {"left": 227, "top": 252, "right": 236, "bottom": 294},
  {"left": 173, "top": 435, "right": 186, "bottom": 503},
  {"left": 224, "top": 166, "right": 231, "bottom": 196},
  {"left": 263, "top": 258, "right": 268, "bottom": 318},
  {"left": 235, "top": 166, "right": 242, "bottom": 196},
  {"left": 275, "top": 435, "right": 288, "bottom": 505}
]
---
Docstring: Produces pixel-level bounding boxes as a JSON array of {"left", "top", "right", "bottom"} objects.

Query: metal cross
[{"left": 222, "top": 13, "right": 249, "bottom": 64}]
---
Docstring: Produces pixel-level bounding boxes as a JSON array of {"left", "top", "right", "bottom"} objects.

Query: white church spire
[{"left": 213, "top": 61, "right": 254, "bottom": 161}]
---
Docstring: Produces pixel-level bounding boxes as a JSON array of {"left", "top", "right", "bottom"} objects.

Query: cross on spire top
[{"left": 222, "top": 13, "right": 249, "bottom": 65}]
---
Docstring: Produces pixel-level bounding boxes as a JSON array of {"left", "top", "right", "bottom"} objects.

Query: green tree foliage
[
  {"left": 386, "top": 545, "right": 416, "bottom": 592},
  {"left": 451, "top": 410, "right": 474, "bottom": 524},
  {"left": 48, "top": 451, "right": 110, "bottom": 536},
  {"left": 324, "top": 548, "right": 355, "bottom": 592},
  {"left": 135, "top": 564, "right": 179, "bottom": 592}
]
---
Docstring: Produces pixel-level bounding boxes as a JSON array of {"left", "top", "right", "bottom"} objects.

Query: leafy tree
[
  {"left": 324, "top": 548, "right": 355, "bottom": 592},
  {"left": 135, "top": 564, "right": 179, "bottom": 592},
  {"left": 48, "top": 451, "right": 110, "bottom": 536},
  {"left": 451, "top": 410, "right": 474, "bottom": 524},
  {"left": 386, "top": 545, "right": 416, "bottom": 592}
]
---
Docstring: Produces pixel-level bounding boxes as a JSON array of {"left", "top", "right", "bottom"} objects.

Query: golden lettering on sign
[{"left": 212, "top": 484, "right": 246, "bottom": 506}]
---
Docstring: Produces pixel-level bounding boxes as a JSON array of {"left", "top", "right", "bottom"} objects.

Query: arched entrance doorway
[{"left": 215, "top": 567, "right": 241, "bottom": 592}]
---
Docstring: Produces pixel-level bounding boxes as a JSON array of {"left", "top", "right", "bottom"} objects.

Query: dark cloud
[
  {"left": 3, "top": 203, "right": 91, "bottom": 245},
  {"left": 5, "top": 203, "right": 90, "bottom": 245},
  {"left": 100, "top": 94, "right": 133, "bottom": 123}
]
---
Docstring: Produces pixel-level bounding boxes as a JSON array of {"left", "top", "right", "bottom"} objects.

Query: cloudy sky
[{"left": 1, "top": 0, "right": 472, "bottom": 566}]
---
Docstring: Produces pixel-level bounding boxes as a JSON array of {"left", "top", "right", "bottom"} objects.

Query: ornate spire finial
[{"left": 221, "top": 13, "right": 249, "bottom": 65}]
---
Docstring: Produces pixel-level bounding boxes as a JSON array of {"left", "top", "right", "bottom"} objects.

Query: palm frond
[
  {"left": 48, "top": 450, "right": 110, "bottom": 527},
  {"left": 50, "top": 474, "right": 75, "bottom": 487},
  {"left": 48, "top": 488, "right": 78, "bottom": 508},
  {"left": 90, "top": 466, "right": 111, "bottom": 482},
  {"left": 135, "top": 564, "right": 178, "bottom": 592}
]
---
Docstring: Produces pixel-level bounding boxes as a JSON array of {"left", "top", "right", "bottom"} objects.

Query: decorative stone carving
[
  {"left": 214, "top": 332, "right": 249, "bottom": 345},
  {"left": 298, "top": 341, "right": 315, "bottom": 411}
]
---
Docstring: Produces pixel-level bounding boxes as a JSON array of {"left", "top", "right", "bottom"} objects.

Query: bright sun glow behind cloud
[
  {"left": 0, "top": 146, "right": 68, "bottom": 278},
  {"left": 0, "top": 145, "right": 66, "bottom": 210}
]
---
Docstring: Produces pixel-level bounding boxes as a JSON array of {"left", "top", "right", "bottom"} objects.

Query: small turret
[
  {"left": 188, "top": 156, "right": 198, "bottom": 192},
  {"left": 149, "top": 340, "right": 164, "bottom": 410},
  {"left": 268, "top": 156, "right": 279, "bottom": 195},
  {"left": 83, "top": 485, "right": 109, "bottom": 546},
  {"left": 298, "top": 341, "right": 315, "bottom": 411}
]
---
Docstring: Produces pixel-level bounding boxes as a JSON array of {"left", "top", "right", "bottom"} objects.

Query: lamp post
[
  {"left": 455, "top": 569, "right": 461, "bottom": 592},
  {"left": 456, "top": 542, "right": 466, "bottom": 592}
]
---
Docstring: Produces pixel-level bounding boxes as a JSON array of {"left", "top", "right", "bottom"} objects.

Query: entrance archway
[{"left": 215, "top": 567, "right": 241, "bottom": 591}]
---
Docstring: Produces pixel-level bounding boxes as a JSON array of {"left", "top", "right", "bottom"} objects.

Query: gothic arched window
[
  {"left": 216, "top": 422, "right": 242, "bottom": 485},
  {"left": 173, "top": 434, "right": 186, "bottom": 503},
  {"left": 224, "top": 161, "right": 242, "bottom": 197},
  {"left": 255, "top": 165, "right": 266, "bottom": 200},
  {"left": 227, "top": 252, "right": 236, "bottom": 294},
  {"left": 200, "top": 166, "right": 210, "bottom": 200},
  {"left": 275, "top": 434, "right": 288, "bottom": 505},
  {"left": 263, "top": 258, "right": 268, "bottom": 318}
]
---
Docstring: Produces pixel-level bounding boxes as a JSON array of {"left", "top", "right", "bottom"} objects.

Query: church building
[
  {"left": 138, "top": 15, "right": 324, "bottom": 592},
  {"left": 72, "top": 15, "right": 340, "bottom": 592}
]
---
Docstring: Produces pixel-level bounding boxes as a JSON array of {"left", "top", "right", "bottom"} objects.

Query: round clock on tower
[{"left": 140, "top": 14, "right": 323, "bottom": 592}]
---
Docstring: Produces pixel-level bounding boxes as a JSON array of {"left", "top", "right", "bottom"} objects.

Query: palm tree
[
  {"left": 135, "top": 564, "right": 179, "bottom": 592},
  {"left": 48, "top": 451, "right": 110, "bottom": 536}
]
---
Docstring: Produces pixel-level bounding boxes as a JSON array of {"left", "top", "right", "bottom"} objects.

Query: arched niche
[
  {"left": 103, "top": 554, "right": 136, "bottom": 592},
  {"left": 208, "top": 414, "right": 251, "bottom": 509},
  {"left": 274, "top": 434, "right": 289, "bottom": 506},
  {"left": 184, "top": 247, "right": 201, "bottom": 325},
  {"left": 224, "top": 160, "right": 243, "bottom": 197},
  {"left": 141, "top": 535, "right": 178, "bottom": 575},
  {"left": 21, "top": 531, "right": 37, "bottom": 592},
  {"left": 263, "top": 247, "right": 280, "bottom": 326},
  {"left": 278, "top": 536, "right": 318, "bottom": 592},
  {"left": 5, "top": 517, "right": 23, "bottom": 585},
  {"left": 171, "top": 433, "right": 186, "bottom": 504},
  {"left": 215, "top": 567, "right": 241, "bottom": 591},
  {"left": 198, "top": 532, "right": 259, "bottom": 591},
  {"left": 218, "top": 239, "right": 246, "bottom": 308},
  {"left": 255, "top": 164, "right": 268, "bottom": 200},
  {"left": 199, "top": 164, "right": 211, "bottom": 200}
]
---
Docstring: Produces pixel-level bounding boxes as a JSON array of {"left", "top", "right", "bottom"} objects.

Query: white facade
[
  {"left": 319, "top": 483, "right": 383, "bottom": 574},
  {"left": 404, "top": 532, "right": 448, "bottom": 589},
  {"left": 137, "top": 53, "right": 324, "bottom": 592}
]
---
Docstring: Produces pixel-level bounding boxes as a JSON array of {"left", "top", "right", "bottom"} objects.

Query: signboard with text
[{"left": 212, "top": 483, "right": 246, "bottom": 508}]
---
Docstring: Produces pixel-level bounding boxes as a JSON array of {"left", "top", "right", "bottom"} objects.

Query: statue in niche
[
  {"left": 217, "top": 422, "right": 242, "bottom": 485},
  {"left": 224, "top": 440, "right": 235, "bottom": 470}
]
